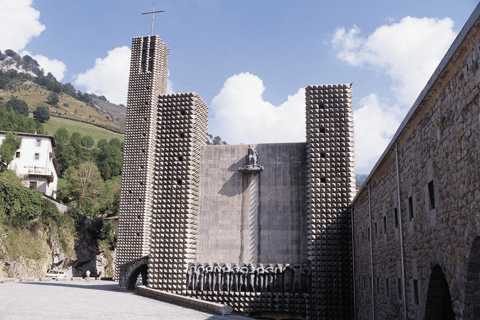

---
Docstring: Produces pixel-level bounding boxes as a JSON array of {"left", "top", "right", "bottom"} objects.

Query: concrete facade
[
  {"left": 352, "top": 4, "right": 480, "bottom": 320},
  {"left": 0, "top": 131, "right": 59, "bottom": 198},
  {"left": 115, "top": 32, "right": 356, "bottom": 318},
  {"left": 197, "top": 143, "right": 308, "bottom": 265}
]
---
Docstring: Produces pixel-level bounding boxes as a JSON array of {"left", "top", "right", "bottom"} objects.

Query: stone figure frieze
[{"left": 186, "top": 262, "right": 311, "bottom": 294}]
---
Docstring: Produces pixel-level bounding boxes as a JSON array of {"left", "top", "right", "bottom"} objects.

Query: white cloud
[
  {"left": 21, "top": 51, "right": 66, "bottom": 81},
  {"left": 0, "top": 0, "right": 45, "bottom": 52},
  {"left": 331, "top": 16, "right": 457, "bottom": 173},
  {"left": 210, "top": 72, "right": 305, "bottom": 145},
  {"left": 332, "top": 17, "right": 457, "bottom": 106},
  {"left": 74, "top": 46, "right": 131, "bottom": 105},
  {"left": 167, "top": 80, "right": 175, "bottom": 94},
  {"left": 354, "top": 94, "right": 402, "bottom": 172}
]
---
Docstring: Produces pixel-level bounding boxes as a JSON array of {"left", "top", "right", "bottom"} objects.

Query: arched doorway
[
  {"left": 126, "top": 264, "right": 148, "bottom": 290},
  {"left": 464, "top": 236, "right": 480, "bottom": 320},
  {"left": 424, "top": 265, "right": 455, "bottom": 320}
]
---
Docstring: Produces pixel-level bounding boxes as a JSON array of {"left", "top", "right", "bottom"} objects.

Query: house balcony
[{"left": 28, "top": 169, "right": 55, "bottom": 183}]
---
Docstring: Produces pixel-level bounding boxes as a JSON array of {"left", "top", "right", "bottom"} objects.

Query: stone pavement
[{"left": 0, "top": 280, "right": 252, "bottom": 320}]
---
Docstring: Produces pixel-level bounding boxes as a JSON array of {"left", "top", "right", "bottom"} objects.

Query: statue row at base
[{"left": 187, "top": 263, "right": 311, "bottom": 293}]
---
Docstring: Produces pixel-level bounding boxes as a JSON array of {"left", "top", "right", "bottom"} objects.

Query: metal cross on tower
[{"left": 142, "top": 3, "right": 165, "bottom": 36}]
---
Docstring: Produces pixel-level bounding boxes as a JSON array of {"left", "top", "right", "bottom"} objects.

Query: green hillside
[
  {"left": 9, "top": 82, "right": 124, "bottom": 134},
  {"left": 44, "top": 116, "right": 123, "bottom": 144}
]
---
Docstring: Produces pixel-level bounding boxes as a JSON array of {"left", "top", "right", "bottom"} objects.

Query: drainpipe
[
  {"left": 351, "top": 206, "right": 357, "bottom": 319},
  {"left": 395, "top": 145, "right": 407, "bottom": 320},
  {"left": 368, "top": 184, "right": 375, "bottom": 319}
]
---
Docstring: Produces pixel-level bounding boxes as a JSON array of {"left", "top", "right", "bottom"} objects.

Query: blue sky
[{"left": 0, "top": 0, "right": 478, "bottom": 173}]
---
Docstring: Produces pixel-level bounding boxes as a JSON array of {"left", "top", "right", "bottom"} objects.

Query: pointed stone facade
[{"left": 305, "top": 84, "right": 355, "bottom": 318}]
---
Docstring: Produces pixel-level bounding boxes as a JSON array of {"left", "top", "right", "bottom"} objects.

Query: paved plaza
[{"left": 0, "top": 280, "right": 252, "bottom": 320}]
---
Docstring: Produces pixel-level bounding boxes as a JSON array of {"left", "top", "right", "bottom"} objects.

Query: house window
[
  {"left": 409, "top": 196, "right": 414, "bottom": 220},
  {"left": 394, "top": 208, "right": 399, "bottom": 228},
  {"left": 375, "top": 222, "right": 378, "bottom": 238},
  {"left": 384, "top": 216, "right": 387, "bottom": 234},
  {"left": 414, "top": 279, "right": 419, "bottom": 304},
  {"left": 386, "top": 278, "right": 390, "bottom": 297},
  {"left": 36, "top": 139, "right": 41, "bottom": 146},
  {"left": 398, "top": 278, "right": 402, "bottom": 299},
  {"left": 34, "top": 153, "right": 39, "bottom": 160},
  {"left": 15, "top": 152, "right": 20, "bottom": 158},
  {"left": 377, "top": 277, "right": 380, "bottom": 294},
  {"left": 29, "top": 181, "right": 37, "bottom": 189},
  {"left": 428, "top": 180, "right": 435, "bottom": 210}
]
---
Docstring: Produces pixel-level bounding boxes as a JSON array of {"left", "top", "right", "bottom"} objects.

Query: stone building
[
  {"left": 352, "top": 4, "right": 480, "bottom": 320},
  {"left": 0, "top": 130, "right": 59, "bottom": 198},
  {"left": 115, "top": 33, "right": 356, "bottom": 318}
]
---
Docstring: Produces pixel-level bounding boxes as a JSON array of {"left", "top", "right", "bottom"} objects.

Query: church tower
[{"left": 115, "top": 36, "right": 169, "bottom": 280}]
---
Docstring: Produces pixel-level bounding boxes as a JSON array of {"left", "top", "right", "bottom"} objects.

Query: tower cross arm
[{"left": 142, "top": 3, "right": 165, "bottom": 36}]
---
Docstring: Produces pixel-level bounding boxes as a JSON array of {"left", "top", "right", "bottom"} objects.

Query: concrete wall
[
  {"left": 352, "top": 5, "right": 480, "bottom": 320},
  {"left": 197, "top": 143, "right": 308, "bottom": 265}
]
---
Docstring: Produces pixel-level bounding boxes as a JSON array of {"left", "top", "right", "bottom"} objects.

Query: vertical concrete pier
[{"left": 240, "top": 173, "right": 260, "bottom": 264}]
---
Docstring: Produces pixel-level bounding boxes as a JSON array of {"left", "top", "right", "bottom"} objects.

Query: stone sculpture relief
[
  {"left": 186, "top": 262, "right": 311, "bottom": 293},
  {"left": 239, "top": 145, "right": 264, "bottom": 173}
]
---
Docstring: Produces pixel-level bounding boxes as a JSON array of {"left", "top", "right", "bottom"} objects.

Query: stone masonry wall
[
  {"left": 352, "top": 9, "right": 480, "bottom": 320},
  {"left": 196, "top": 143, "right": 308, "bottom": 265}
]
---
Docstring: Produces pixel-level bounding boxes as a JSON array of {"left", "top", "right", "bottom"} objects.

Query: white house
[{"left": 0, "top": 131, "right": 59, "bottom": 199}]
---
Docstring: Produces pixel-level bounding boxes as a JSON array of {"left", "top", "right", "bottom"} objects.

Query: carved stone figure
[
  {"left": 302, "top": 263, "right": 312, "bottom": 293},
  {"left": 239, "top": 146, "right": 264, "bottom": 173},
  {"left": 187, "top": 264, "right": 196, "bottom": 290},
  {"left": 247, "top": 145, "right": 258, "bottom": 166},
  {"left": 256, "top": 264, "right": 265, "bottom": 292},
  {"left": 213, "top": 263, "right": 222, "bottom": 291},
  {"left": 273, "top": 264, "right": 284, "bottom": 292},
  {"left": 222, "top": 263, "right": 232, "bottom": 292},
  {"left": 283, "top": 264, "right": 293, "bottom": 293},
  {"left": 205, "top": 263, "right": 214, "bottom": 291},
  {"left": 265, "top": 265, "right": 274, "bottom": 292},
  {"left": 195, "top": 264, "right": 204, "bottom": 291},
  {"left": 240, "top": 265, "right": 249, "bottom": 292},
  {"left": 247, "top": 264, "right": 256, "bottom": 292},
  {"left": 232, "top": 264, "right": 241, "bottom": 292},
  {"left": 292, "top": 263, "right": 303, "bottom": 293}
]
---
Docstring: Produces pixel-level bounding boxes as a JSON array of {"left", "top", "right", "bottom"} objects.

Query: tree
[
  {"left": 6, "top": 98, "right": 29, "bottom": 117},
  {"left": 46, "top": 93, "right": 59, "bottom": 106},
  {"left": 0, "top": 133, "right": 21, "bottom": 172},
  {"left": 33, "top": 106, "right": 50, "bottom": 123},
  {"left": 54, "top": 127, "right": 70, "bottom": 145},
  {"left": 94, "top": 138, "right": 123, "bottom": 180},
  {"left": 70, "top": 132, "right": 82, "bottom": 146},
  {"left": 81, "top": 136, "right": 94, "bottom": 148},
  {"left": 65, "top": 161, "right": 104, "bottom": 211}
]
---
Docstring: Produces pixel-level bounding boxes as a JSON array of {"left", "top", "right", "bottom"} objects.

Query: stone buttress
[
  {"left": 148, "top": 93, "right": 208, "bottom": 292},
  {"left": 305, "top": 84, "right": 355, "bottom": 319},
  {"left": 115, "top": 35, "right": 169, "bottom": 280}
]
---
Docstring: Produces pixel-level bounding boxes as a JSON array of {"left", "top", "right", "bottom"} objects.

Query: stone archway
[
  {"left": 424, "top": 265, "right": 455, "bottom": 320},
  {"left": 464, "top": 237, "right": 480, "bottom": 320},
  {"left": 126, "top": 264, "right": 148, "bottom": 290},
  {"left": 118, "top": 256, "right": 149, "bottom": 291}
]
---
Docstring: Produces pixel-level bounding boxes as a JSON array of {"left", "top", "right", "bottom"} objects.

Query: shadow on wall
[{"left": 218, "top": 155, "right": 249, "bottom": 197}]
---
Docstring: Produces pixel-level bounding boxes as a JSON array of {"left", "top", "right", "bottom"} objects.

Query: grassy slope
[
  {"left": 3, "top": 82, "right": 123, "bottom": 132},
  {"left": 44, "top": 116, "right": 123, "bottom": 144}
]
